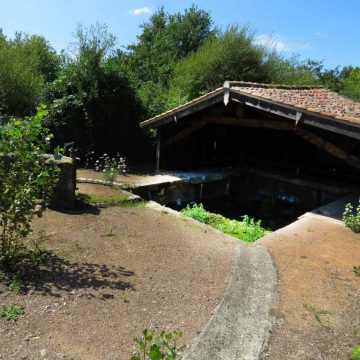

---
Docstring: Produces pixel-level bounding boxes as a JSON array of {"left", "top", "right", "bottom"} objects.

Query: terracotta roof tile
[{"left": 231, "top": 83, "right": 360, "bottom": 124}]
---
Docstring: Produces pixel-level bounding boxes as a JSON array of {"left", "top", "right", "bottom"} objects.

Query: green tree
[
  {"left": 343, "top": 67, "right": 360, "bottom": 101},
  {"left": 0, "top": 106, "right": 59, "bottom": 267},
  {"left": 44, "top": 23, "right": 149, "bottom": 159},
  {"left": 0, "top": 32, "right": 59, "bottom": 118},
  {"left": 123, "top": 5, "right": 214, "bottom": 117}
]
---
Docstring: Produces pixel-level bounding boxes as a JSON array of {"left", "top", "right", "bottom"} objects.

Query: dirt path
[
  {"left": 261, "top": 212, "right": 360, "bottom": 360},
  {"left": 0, "top": 206, "right": 237, "bottom": 359}
]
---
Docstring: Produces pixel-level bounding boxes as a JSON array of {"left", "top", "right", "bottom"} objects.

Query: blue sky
[{"left": 0, "top": 0, "right": 358, "bottom": 68}]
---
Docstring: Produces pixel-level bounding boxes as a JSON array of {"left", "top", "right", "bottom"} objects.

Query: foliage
[
  {"left": 9, "top": 274, "right": 22, "bottom": 294},
  {"left": 0, "top": 32, "right": 59, "bottom": 118},
  {"left": 94, "top": 153, "right": 127, "bottom": 182},
  {"left": 352, "top": 345, "right": 360, "bottom": 360},
  {"left": 1, "top": 305, "right": 24, "bottom": 321},
  {"left": 342, "top": 199, "right": 360, "bottom": 233},
  {"left": 44, "top": 23, "right": 149, "bottom": 159},
  {"left": 131, "top": 329, "right": 183, "bottom": 360},
  {"left": 0, "top": 106, "right": 59, "bottom": 266},
  {"left": 28, "top": 233, "right": 50, "bottom": 264},
  {"left": 167, "top": 25, "right": 321, "bottom": 108},
  {"left": 123, "top": 5, "right": 214, "bottom": 118},
  {"left": 181, "top": 203, "right": 270, "bottom": 242},
  {"left": 343, "top": 67, "right": 360, "bottom": 101}
]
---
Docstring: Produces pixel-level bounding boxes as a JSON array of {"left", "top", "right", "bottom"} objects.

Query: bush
[
  {"left": 181, "top": 203, "right": 269, "bottom": 242},
  {"left": 131, "top": 329, "right": 183, "bottom": 360},
  {"left": 342, "top": 198, "right": 360, "bottom": 233},
  {"left": 0, "top": 106, "right": 59, "bottom": 267}
]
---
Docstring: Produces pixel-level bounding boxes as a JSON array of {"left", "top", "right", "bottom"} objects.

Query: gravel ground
[{"left": 0, "top": 205, "right": 237, "bottom": 360}]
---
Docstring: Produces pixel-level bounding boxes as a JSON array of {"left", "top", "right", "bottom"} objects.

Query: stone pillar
[{"left": 49, "top": 156, "right": 76, "bottom": 209}]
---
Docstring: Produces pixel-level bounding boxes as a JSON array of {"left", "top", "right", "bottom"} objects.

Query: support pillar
[{"left": 156, "top": 129, "right": 161, "bottom": 173}]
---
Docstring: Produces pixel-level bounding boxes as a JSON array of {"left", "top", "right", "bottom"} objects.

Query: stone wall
[{"left": 49, "top": 156, "right": 76, "bottom": 210}]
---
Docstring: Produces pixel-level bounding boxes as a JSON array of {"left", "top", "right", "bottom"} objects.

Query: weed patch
[
  {"left": 1, "top": 305, "right": 24, "bottom": 321},
  {"left": 181, "top": 203, "right": 270, "bottom": 242},
  {"left": 303, "top": 303, "right": 330, "bottom": 324}
]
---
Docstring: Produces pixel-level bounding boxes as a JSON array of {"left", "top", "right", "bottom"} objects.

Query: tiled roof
[
  {"left": 140, "top": 81, "right": 360, "bottom": 128},
  {"left": 231, "top": 82, "right": 360, "bottom": 125}
]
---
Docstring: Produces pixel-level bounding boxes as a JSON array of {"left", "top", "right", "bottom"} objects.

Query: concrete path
[{"left": 183, "top": 245, "right": 277, "bottom": 360}]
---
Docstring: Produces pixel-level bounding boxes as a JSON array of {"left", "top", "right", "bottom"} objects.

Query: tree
[
  {"left": 0, "top": 32, "right": 59, "bottom": 118},
  {"left": 44, "top": 23, "right": 150, "bottom": 159},
  {"left": 343, "top": 67, "right": 360, "bottom": 101},
  {"left": 0, "top": 106, "right": 59, "bottom": 267},
  {"left": 122, "top": 5, "right": 214, "bottom": 117}
]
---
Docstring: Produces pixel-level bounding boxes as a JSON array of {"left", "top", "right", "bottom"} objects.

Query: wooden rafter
[{"left": 162, "top": 114, "right": 360, "bottom": 170}]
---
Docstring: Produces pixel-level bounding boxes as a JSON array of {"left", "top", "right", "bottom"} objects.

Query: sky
[{"left": 0, "top": 0, "right": 359, "bottom": 69}]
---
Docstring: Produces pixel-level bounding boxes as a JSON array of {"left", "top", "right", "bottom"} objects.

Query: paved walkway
[{"left": 180, "top": 193, "right": 359, "bottom": 360}]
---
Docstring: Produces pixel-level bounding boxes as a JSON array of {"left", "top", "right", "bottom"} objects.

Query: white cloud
[
  {"left": 129, "top": 6, "right": 152, "bottom": 15},
  {"left": 314, "top": 31, "right": 328, "bottom": 39},
  {"left": 255, "top": 34, "right": 311, "bottom": 53}
]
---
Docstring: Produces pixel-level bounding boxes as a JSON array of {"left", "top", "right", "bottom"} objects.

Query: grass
[
  {"left": 9, "top": 275, "right": 22, "bottom": 294},
  {"left": 1, "top": 305, "right": 24, "bottom": 321},
  {"left": 181, "top": 203, "right": 270, "bottom": 242},
  {"left": 303, "top": 303, "right": 330, "bottom": 324},
  {"left": 353, "top": 266, "right": 360, "bottom": 277}
]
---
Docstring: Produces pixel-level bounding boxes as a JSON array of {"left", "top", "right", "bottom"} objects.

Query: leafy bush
[
  {"left": 352, "top": 345, "right": 360, "bottom": 360},
  {"left": 0, "top": 106, "right": 59, "bottom": 267},
  {"left": 181, "top": 204, "right": 269, "bottom": 242},
  {"left": 131, "top": 329, "right": 183, "bottom": 360},
  {"left": 1, "top": 305, "right": 24, "bottom": 321},
  {"left": 342, "top": 199, "right": 360, "bottom": 233}
]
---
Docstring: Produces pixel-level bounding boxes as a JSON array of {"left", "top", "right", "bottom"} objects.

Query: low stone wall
[{"left": 49, "top": 156, "right": 76, "bottom": 209}]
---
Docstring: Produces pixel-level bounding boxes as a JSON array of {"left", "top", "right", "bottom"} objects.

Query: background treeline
[{"left": 0, "top": 5, "right": 359, "bottom": 161}]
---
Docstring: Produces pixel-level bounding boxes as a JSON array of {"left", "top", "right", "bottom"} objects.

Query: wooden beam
[
  {"left": 202, "top": 116, "right": 293, "bottom": 130},
  {"left": 162, "top": 121, "right": 206, "bottom": 148},
  {"left": 230, "top": 91, "right": 360, "bottom": 140},
  {"left": 156, "top": 129, "right": 161, "bottom": 173},
  {"left": 293, "top": 127, "right": 360, "bottom": 170}
]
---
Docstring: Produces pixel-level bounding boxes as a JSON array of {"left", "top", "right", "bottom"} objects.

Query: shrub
[
  {"left": 352, "top": 345, "right": 360, "bottom": 360},
  {"left": 181, "top": 203, "right": 269, "bottom": 242},
  {"left": 131, "top": 329, "right": 183, "bottom": 360},
  {"left": 342, "top": 198, "right": 360, "bottom": 233},
  {"left": 0, "top": 106, "right": 59, "bottom": 267}
]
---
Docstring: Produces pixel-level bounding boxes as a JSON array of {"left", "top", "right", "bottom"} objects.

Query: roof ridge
[{"left": 224, "top": 81, "right": 323, "bottom": 90}]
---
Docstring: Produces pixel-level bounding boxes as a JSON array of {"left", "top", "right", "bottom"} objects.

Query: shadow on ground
[{"left": 3, "top": 252, "right": 135, "bottom": 299}]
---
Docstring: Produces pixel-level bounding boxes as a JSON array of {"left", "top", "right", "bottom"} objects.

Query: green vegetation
[
  {"left": 181, "top": 203, "right": 270, "bottom": 242},
  {"left": 342, "top": 198, "right": 360, "bottom": 233},
  {"left": 0, "top": 6, "right": 358, "bottom": 163},
  {"left": 76, "top": 190, "right": 129, "bottom": 206},
  {"left": 9, "top": 274, "right": 22, "bottom": 294},
  {"left": 352, "top": 345, "right": 360, "bottom": 360},
  {"left": 303, "top": 303, "right": 330, "bottom": 324},
  {"left": 353, "top": 266, "right": 360, "bottom": 277},
  {"left": 0, "top": 107, "right": 59, "bottom": 267},
  {"left": 1, "top": 305, "right": 24, "bottom": 321},
  {"left": 131, "top": 329, "right": 183, "bottom": 360}
]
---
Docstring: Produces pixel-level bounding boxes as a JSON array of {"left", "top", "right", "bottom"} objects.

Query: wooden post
[{"left": 156, "top": 129, "right": 161, "bottom": 173}]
